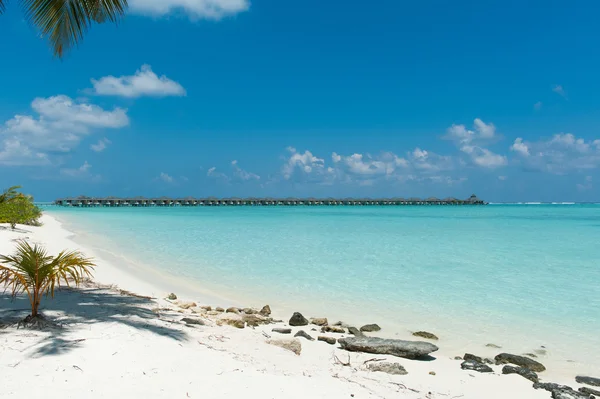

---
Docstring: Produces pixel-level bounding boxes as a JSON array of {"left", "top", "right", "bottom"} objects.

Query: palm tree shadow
[{"left": 0, "top": 286, "right": 189, "bottom": 357}]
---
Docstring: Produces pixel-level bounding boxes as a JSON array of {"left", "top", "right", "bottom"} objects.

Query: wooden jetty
[{"left": 53, "top": 194, "right": 486, "bottom": 207}]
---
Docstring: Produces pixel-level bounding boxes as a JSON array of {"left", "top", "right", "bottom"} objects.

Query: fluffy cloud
[
  {"left": 446, "top": 118, "right": 505, "bottom": 169},
  {"left": 461, "top": 145, "right": 507, "bottom": 168},
  {"left": 91, "top": 65, "right": 186, "bottom": 98},
  {"left": 511, "top": 133, "right": 600, "bottom": 173},
  {"left": 91, "top": 138, "right": 112, "bottom": 152},
  {"left": 446, "top": 118, "right": 497, "bottom": 144},
  {"left": 128, "top": 0, "right": 250, "bottom": 19},
  {"left": 0, "top": 96, "right": 128, "bottom": 166},
  {"left": 280, "top": 147, "right": 460, "bottom": 186},
  {"left": 282, "top": 147, "right": 328, "bottom": 181}
]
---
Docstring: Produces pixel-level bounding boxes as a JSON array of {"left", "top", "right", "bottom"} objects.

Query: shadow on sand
[{"left": 0, "top": 286, "right": 188, "bottom": 357}]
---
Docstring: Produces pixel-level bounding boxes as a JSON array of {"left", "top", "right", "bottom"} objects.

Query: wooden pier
[{"left": 53, "top": 194, "right": 486, "bottom": 207}]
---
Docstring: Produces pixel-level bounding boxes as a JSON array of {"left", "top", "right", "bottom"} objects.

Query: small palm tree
[
  {"left": 0, "top": 0, "right": 128, "bottom": 57},
  {"left": 0, "top": 240, "right": 95, "bottom": 325}
]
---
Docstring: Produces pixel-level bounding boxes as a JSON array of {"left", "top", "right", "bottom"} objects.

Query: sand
[{"left": 0, "top": 215, "right": 583, "bottom": 398}]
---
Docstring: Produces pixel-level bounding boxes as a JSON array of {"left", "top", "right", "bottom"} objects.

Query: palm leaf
[
  {"left": 21, "top": 0, "right": 128, "bottom": 58},
  {"left": 0, "top": 240, "right": 95, "bottom": 317},
  {"left": 0, "top": 0, "right": 6, "bottom": 14}
]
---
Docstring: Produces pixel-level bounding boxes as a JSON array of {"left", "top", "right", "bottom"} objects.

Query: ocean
[{"left": 45, "top": 204, "right": 600, "bottom": 374}]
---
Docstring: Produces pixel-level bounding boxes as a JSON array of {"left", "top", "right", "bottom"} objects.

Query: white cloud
[
  {"left": 91, "top": 65, "right": 186, "bottom": 98},
  {"left": 498, "top": 175, "right": 507, "bottom": 181},
  {"left": 90, "top": 137, "right": 112, "bottom": 152},
  {"left": 128, "top": 0, "right": 250, "bottom": 19},
  {"left": 446, "top": 118, "right": 497, "bottom": 145},
  {"left": 461, "top": 146, "right": 507, "bottom": 168},
  {"left": 207, "top": 166, "right": 230, "bottom": 182},
  {"left": 534, "top": 101, "right": 543, "bottom": 111},
  {"left": 511, "top": 133, "right": 600, "bottom": 173},
  {"left": 231, "top": 160, "right": 260, "bottom": 181},
  {"left": 158, "top": 172, "right": 174, "bottom": 183},
  {"left": 446, "top": 119, "right": 506, "bottom": 169},
  {"left": 0, "top": 95, "right": 128, "bottom": 166},
  {"left": 510, "top": 138, "right": 530, "bottom": 156},
  {"left": 552, "top": 84, "right": 567, "bottom": 98},
  {"left": 282, "top": 147, "right": 326, "bottom": 180},
  {"left": 60, "top": 161, "right": 100, "bottom": 181}
]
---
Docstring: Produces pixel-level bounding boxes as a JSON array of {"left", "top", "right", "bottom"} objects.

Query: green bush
[{"left": 0, "top": 187, "right": 42, "bottom": 229}]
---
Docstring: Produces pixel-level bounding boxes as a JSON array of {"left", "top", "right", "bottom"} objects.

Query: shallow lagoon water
[{"left": 46, "top": 205, "right": 600, "bottom": 374}]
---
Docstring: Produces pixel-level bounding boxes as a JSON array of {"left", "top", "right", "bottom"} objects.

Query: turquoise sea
[{"left": 46, "top": 205, "right": 600, "bottom": 374}]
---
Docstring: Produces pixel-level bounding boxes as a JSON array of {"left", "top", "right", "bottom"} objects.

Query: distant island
[{"left": 53, "top": 194, "right": 486, "bottom": 207}]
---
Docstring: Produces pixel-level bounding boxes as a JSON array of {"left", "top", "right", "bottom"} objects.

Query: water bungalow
[{"left": 53, "top": 194, "right": 486, "bottom": 207}]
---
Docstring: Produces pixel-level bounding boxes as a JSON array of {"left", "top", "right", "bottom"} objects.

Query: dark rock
[
  {"left": 321, "top": 326, "right": 345, "bottom": 333},
  {"left": 484, "top": 358, "right": 495, "bottom": 364},
  {"left": 523, "top": 352, "right": 538, "bottom": 358},
  {"left": 533, "top": 383, "right": 573, "bottom": 392},
  {"left": 463, "top": 353, "right": 483, "bottom": 363},
  {"left": 243, "top": 307, "right": 256, "bottom": 314},
  {"left": 552, "top": 387, "right": 591, "bottom": 399},
  {"left": 360, "top": 324, "right": 381, "bottom": 332},
  {"left": 289, "top": 312, "right": 309, "bottom": 326},
  {"left": 494, "top": 353, "right": 546, "bottom": 372},
  {"left": 215, "top": 307, "right": 224, "bottom": 312},
  {"left": 272, "top": 328, "right": 292, "bottom": 334},
  {"left": 294, "top": 330, "right": 314, "bottom": 341},
  {"left": 200, "top": 305, "right": 212, "bottom": 311},
  {"left": 367, "top": 362, "right": 408, "bottom": 375},
  {"left": 181, "top": 317, "right": 205, "bottom": 326},
  {"left": 338, "top": 337, "right": 438, "bottom": 359},
  {"left": 226, "top": 307, "right": 240, "bottom": 314},
  {"left": 413, "top": 331, "right": 438, "bottom": 340},
  {"left": 318, "top": 336, "right": 337, "bottom": 345},
  {"left": 460, "top": 360, "right": 493, "bottom": 373},
  {"left": 501, "top": 365, "right": 538, "bottom": 383},
  {"left": 577, "top": 376, "right": 600, "bottom": 387},
  {"left": 454, "top": 356, "right": 463, "bottom": 360},
  {"left": 260, "top": 305, "right": 271, "bottom": 316},
  {"left": 580, "top": 387, "right": 600, "bottom": 397},
  {"left": 167, "top": 293, "right": 177, "bottom": 300},
  {"left": 486, "top": 343, "right": 502, "bottom": 348},
  {"left": 310, "top": 317, "right": 328, "bottom": 326},
  {"left": 347, "top": 327, "right": 364, "bottom": 337},
  {"left": 429, "top": 371, "right": 436, "bottom": 375}
]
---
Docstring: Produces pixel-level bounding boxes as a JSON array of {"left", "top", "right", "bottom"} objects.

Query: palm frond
[
  {"left": 0, "top": 0, "right": 6, "bottom": 14},
  {"left": 0, "top": 240, "right": 95, "bottom": 317},
  {"left": 21, "top": 0, "right": 127, "bottom": 58},
  {"left": 0, "top": 185, "right": 21, "bottom": 204}
]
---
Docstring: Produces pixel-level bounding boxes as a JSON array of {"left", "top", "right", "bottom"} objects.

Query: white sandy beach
[{"left": 0, "top": 215, "right": 590, "bottom": 398}]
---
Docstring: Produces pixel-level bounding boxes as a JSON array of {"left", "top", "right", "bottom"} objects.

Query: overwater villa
[{"left": 53, "top": 194, "right": 486, "bottom": 207}]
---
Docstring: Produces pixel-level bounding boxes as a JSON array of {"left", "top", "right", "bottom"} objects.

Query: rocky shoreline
[{"left": 165, "top": 293, "right": 599, "bottom": 399}]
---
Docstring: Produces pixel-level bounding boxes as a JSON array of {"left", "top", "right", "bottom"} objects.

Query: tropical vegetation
[
  {"left": 0, "top": 186, "right": 42, "bottom": 229},
  {"left": 0, "top": 240, "right": 95, "bottom": 324},
  {"left": 0, "top": 0, "right": 128, "bottom": 57}
]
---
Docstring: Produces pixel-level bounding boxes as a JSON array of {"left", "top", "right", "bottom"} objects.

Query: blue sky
[{"left": 1, "top": 0, "right": 600, "bottom": 202}]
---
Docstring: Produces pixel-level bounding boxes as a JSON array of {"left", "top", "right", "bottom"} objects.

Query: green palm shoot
[
  {"left": 0, "top": 0, "right": 128, "bottom": 58},
  {"left": 0, "top": 240, "right": 95, "bottom": 324}
]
